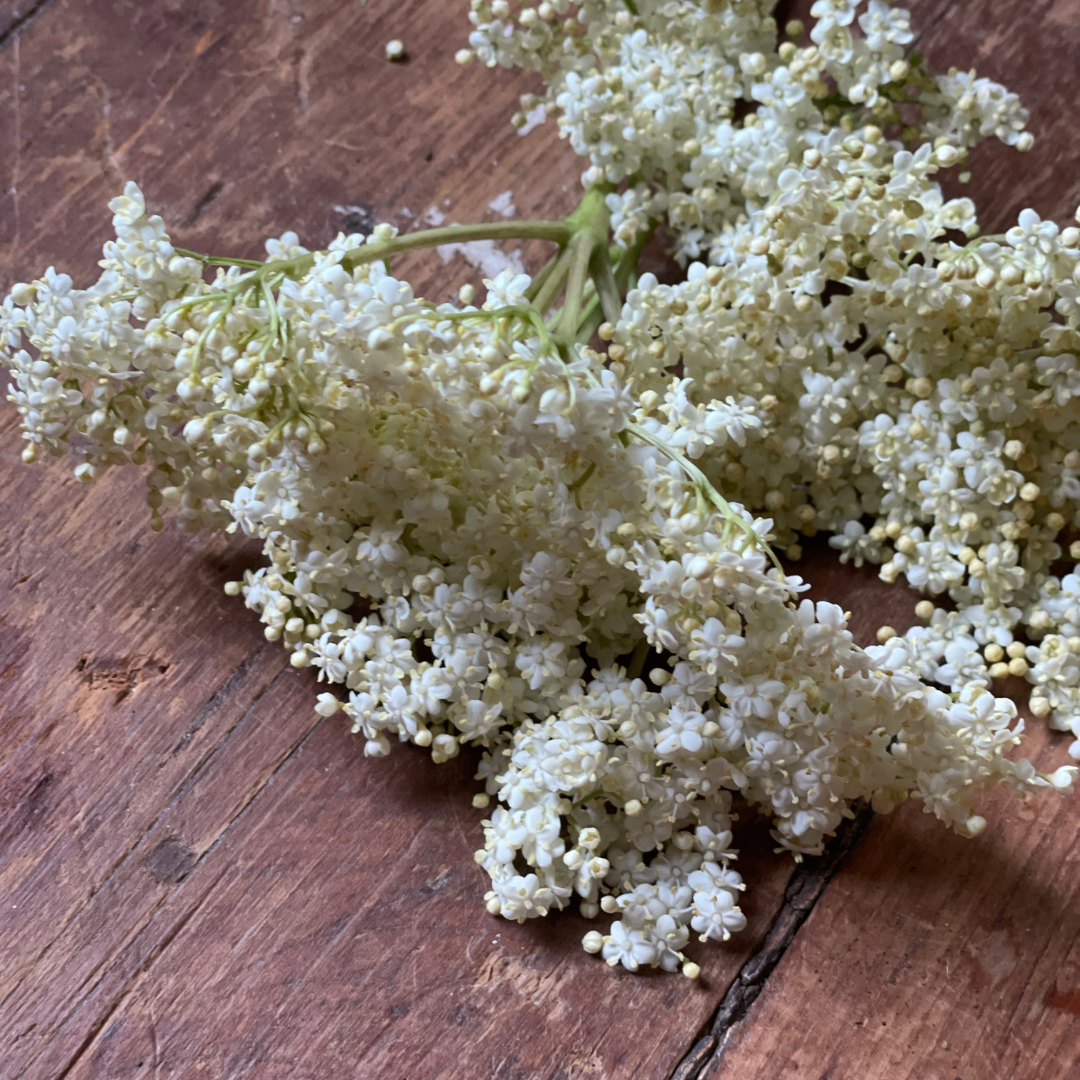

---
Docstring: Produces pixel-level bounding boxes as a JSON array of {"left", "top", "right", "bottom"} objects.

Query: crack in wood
[
  {"left": 12, "top": 677, "right": 325, "bottom": 1080},
  {"left": 0, "top": 0, "right": 59, "bottom": 51},
  {"left": 666, "top": 805, "right": 876, "bottom": 1080}
]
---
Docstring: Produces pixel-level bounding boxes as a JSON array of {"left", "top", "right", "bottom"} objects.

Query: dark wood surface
[{"left": 1, "top": 2, "right": 1078, "bottom": 1078}]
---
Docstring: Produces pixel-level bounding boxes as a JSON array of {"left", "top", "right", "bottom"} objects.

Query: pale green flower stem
[{"left": 179, "top": 185, "right": 777, "bottom": 566}]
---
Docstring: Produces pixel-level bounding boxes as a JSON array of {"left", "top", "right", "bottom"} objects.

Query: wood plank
[
  {"left": 4, "top": 0, "right": 1078, "bottom": 1077},
  {"left": 0, "top": 2, "right": 796, "bottom": 1077},
  {"left": 703, "top": 725, "right": 1080, "bottom": 1080},
  {"left": 698, "top": 1, "right": 1080, "bottom": 1076}
]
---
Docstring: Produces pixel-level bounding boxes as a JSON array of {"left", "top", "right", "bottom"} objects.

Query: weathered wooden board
[
  {"left": 695, "top": 0, "right": 1080, "bottom": 1077},
  {"left": 0, "top": 2, "right": 794, "bottom": 1078},
  {"left": 704, "top": 723, "right": 1080, "bottom": 1080},
  {"left": 2, "top": 1, "right": 1079, "bottom": 1078}
]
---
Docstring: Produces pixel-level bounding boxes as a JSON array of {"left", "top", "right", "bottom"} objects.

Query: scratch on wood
[
  {"left": 0, "top": 0, "right": 61, "bottom": 53},
  {"left": 184, "top": 179, "right": 224, "bottom": 227},
  {"left": 49, "top": 869, "right": 228, "bottom": 1080},
  {"left": 0, "top": 658, "right": 288, "bottom": 1019},
  {"left": 666, "top": 805, "right": 875, "bottom": 1080},
  {"left": 10, "top": 34, "right": 20, "bottom": 258},
  {"left": 113, "top": 30, "right": 222, "bottom": 161}
]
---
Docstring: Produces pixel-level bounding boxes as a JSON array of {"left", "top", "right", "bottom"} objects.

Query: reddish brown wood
[
  {"left": 2, "top": 1, "right": 1079, "bottom": 1078},
  {"left": 693, "top": 2, "right": 1080, "bottom": 1077},
  {"left": 704, "top": 724, "right": 1080, "bottom": 1080},
  {"left": 0, "top": 3, "right": 793, "bottom": 1078}
]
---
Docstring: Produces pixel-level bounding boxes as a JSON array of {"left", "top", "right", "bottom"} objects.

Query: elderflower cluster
[
  {"left": 2, "top": 179, "right": 1072, "bottom": 975},
  {"left": 462, "top": 0, "right": 1030, "bottom": 262},
  {"left": 481, "top": 0, "right": 1080, "bottom": 755},
  {"left": 608, "top": 121, "right": 1080, "bottom": 756},
  {"left": 3, "top": 0, "right": 1077, "bottom": 976}
]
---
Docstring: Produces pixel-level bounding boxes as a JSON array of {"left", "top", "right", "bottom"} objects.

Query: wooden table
[{"left": 2, "top": 2, "right": 1079, "bottom": 1077}]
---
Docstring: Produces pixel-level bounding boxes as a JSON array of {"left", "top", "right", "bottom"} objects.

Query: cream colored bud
[
  {"left": 582, "top": 930, "right": 605, "bottom": 954},
  {"left": 1000, "top": 263, "right": 1024, "bottom": 286},
  {"left": 984, "top": 643, "right": 1004, "bottom": 663},
  {"left": 876, "top": 626, "right": 897, "bottom": 644},
  {"left": 682, "top": 961, "right": 701, "bottom": 979},
  {"left": 579, "top": 827, "right": 601, "bottom": 851},
  {"left": 384, "top": 39, "right": 406, "bottom": 61},
  {"left": 606, "top": 546, "right": 627, "bottom": 567},
  {"left": 1019, "top": 482, "right": 1041, "bottom": 502},
  {"left": 624, "top": 799, "right": 644, "bottom": 817},
  {"left": 915, "top": 600, "right": 935, "bottom": 621},
  {"left": 935, "top": 144, "right": 959, "bottom": 167},
  {"left": 1030, "top": 697, "right": 1051, "bottom": 718}
]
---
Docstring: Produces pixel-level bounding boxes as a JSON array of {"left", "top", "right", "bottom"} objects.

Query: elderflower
[{"left": 3, "top": 0, "right": 1076, "bottom": 978}]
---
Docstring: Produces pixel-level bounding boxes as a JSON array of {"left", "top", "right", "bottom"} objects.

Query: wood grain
[
  {"left": 2, "top": 1, "right": 1079, "bottom": 1078},
  {"left": 0, "top": 2, "right": 794, "bottom": 1078},
  {"left": 703, "top": 724, "right": 1080, "bottom": 1080},
  {"left": 693, "top": 2, "right": 1080, "bottom": 1078}
]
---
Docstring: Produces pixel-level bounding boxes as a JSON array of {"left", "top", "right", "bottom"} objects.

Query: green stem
[
  {"left": 575, "top": 294, "right": 603, "bottom": 344},
  {"left": 175, "top": 248, "right": 265, "bottom": 269},
  {"left": 590, "top": 243, "right": 623, "bottom": 326},
  {"left": 524, "top": 247, "right": 566, "bottom": 303},
  {"left": 254, "top": 220, "right": 574, "bottom": 285},
  {"left": 624, "top": 420, "right": 783, "bottom": 573},
  {"left": 340, "top": 220, "right": 572, "bottom": 274},
  {"left": 531, "top": 245, "right": 574, "bottom": 316},
  {"left": 613, "top": 225, "right": 653, "bottom": 295},
  {"left": 556, "top": 233, "right": 595, "bottom": 349},
  {"left": 626, "top": 636, "right": 650, "bottom": 679}
]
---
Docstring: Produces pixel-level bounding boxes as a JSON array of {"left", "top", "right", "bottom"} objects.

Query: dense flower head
[{"left": 3, "top": 0, "right": 1076, "bottom": 976}]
